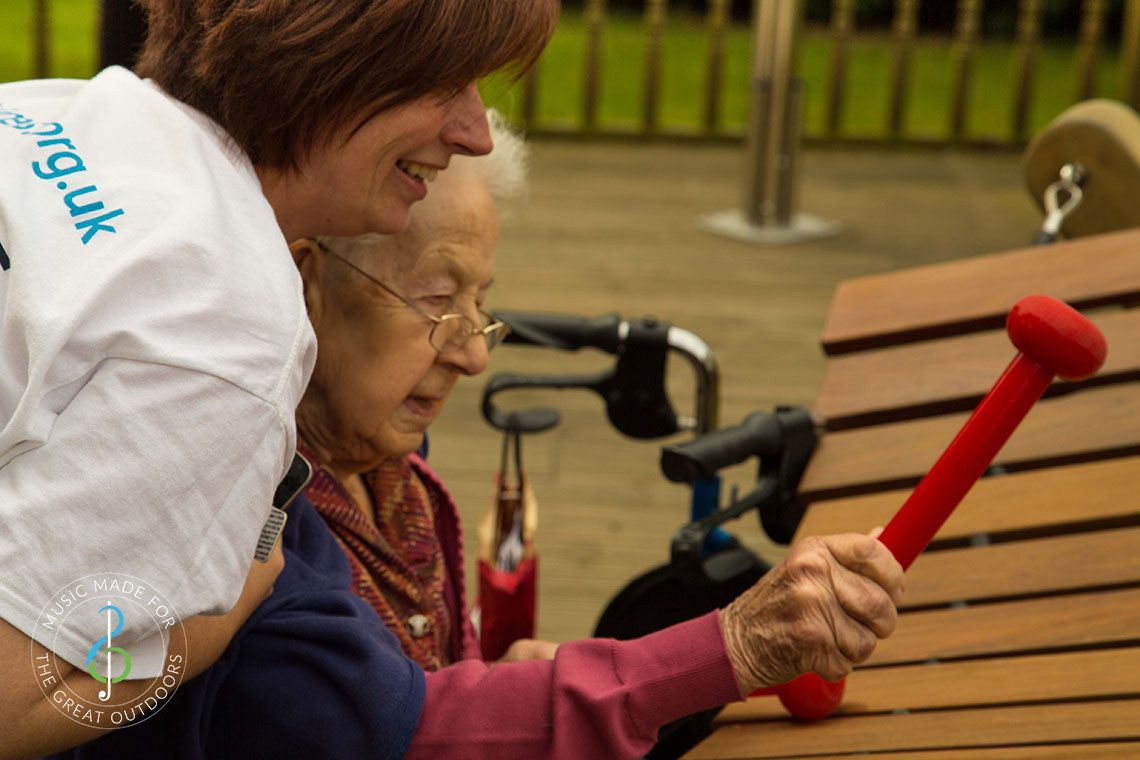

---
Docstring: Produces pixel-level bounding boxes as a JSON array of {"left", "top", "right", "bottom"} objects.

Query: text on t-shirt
[{"left": 0, "top": 102, "right": 126, "bottom": 252}]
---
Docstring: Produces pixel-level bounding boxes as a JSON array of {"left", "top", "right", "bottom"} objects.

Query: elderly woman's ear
[{"left": 288, "top": 238, "right": 326, "bottom": 324}]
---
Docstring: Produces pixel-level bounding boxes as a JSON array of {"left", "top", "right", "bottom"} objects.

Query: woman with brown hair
[{"left": 0, "top": 2, "right": 556, "bottom": 757}]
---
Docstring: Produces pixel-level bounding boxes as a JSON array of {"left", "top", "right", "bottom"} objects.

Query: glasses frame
[{"left": 313, "top": 239, "right": 509, "bottom": 353}]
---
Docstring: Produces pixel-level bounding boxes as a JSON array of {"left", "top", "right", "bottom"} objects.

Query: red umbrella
[{"left": 476, "top": 427, "right": 538, "bottom": 661}]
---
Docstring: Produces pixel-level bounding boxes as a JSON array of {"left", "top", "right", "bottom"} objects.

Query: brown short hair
[{"left": 135, "top": 0, "right": 558, "bottom": 169}]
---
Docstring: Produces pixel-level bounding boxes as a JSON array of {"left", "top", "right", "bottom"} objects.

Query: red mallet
[
  {"left": 750, "top": 673, "right": 847, "bottom": 721},
  {"left": 751, "top": 295, "right": 1107, "bottom": 719}
]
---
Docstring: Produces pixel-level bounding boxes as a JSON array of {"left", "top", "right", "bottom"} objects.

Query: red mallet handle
[
  {"left": 751, "top": 295, "right": 1107, "bottom": 719},
  {"left": 877, "top": 295, "right": 1106, "bottom": 569}
]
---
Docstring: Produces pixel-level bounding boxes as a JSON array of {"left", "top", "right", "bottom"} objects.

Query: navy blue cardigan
[{"left": 55, "top": 494, "right": 426, "bottom": 759}]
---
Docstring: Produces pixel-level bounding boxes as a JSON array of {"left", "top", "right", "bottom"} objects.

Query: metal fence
[
  {"left": 523, "top": 0, "right": 1140, "bottom": 146},
  {"left": 24, "top": 0, "right": 1140, "bottom": 147}
]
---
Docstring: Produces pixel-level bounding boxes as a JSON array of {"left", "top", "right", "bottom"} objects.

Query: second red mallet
[{"left": 753, "top": 294, "right": 1107, "bottom": 720}]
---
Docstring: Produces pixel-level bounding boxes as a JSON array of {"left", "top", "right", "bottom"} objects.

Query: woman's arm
[
  {"left": 409, "top": 533, "right": 905, "bottom": 759},
  {"left": 408, "top": 612, "right": 741, "bottom": 760},
  {"left": 0, "top": 543, "right": 282, "bottom": 760}
]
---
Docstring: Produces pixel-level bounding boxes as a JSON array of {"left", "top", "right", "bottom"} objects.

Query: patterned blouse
[{"left": 300, "top": 444, "right": 453, "bottom": 671}]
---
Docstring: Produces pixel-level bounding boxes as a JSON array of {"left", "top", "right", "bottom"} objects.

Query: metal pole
[
  {"left": 34, "top": 0, "right": 50, "bottom": 78},
  {"left": 769, "top": 0, "right": 801, "bottom": 226},
  {"left": 699, "top": 0, "right": 839, "bottom": 244},
  {"left": 641, "top": 0, "right": 667, "bottom": 136},
  {"left": 1011, "top": 0, "right": 1042, "bottom": 142},
  {"left": 742, "top": 0, "right": 779, "bottom": 225},
  {"left": 703, "top": 0, "right": 731, "bottom": 135},
  {"left": 826, "top": 0, "right": 855, "bottom": 137},
  {"left": 581, "top": 0, "right": 606, "bottom": 132},
  {"left": 776, "top": 79, "right": 803, "bottom": 225},
  {"left": 888, "top": 0, "right": 920, "bottom": 139},
  {"left": 1123, "top": 0, "right": 1140, "bottom": 109}
]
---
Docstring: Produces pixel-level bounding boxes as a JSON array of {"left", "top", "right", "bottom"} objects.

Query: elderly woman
[
  {"left": 292, "top": 111, "right": 529, "bottom": 672},
  {"left": 285, "top": 114, "right": 906, "bottom": 759},
  {"left": 0, "top": 2, "right": 556, "bottom": 756}
]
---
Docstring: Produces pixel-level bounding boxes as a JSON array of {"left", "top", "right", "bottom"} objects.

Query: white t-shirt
[{"left": 0, "top": 67, "right": 316, "bottom": 676}]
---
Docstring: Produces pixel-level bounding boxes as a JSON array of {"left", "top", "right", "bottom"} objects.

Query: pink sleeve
[{"left": 405, "top": 611, "right": 745, "bottom": 760}]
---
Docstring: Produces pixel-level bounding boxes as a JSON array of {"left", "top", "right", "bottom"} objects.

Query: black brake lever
[
  {"left": 496, "top": 311, "right": 623, "bottom": 352},
  {"left": 480, "top": 315, "right": 681, "bottom": 439},
  {"left": 667, "top": 407, "right": 817, "bottom": 586},
  {"left": 481, "top": 370, "right": 607, "bottom": 433},
  {"left": 599, "top": 317, "right": 678, "bottom": 439}
]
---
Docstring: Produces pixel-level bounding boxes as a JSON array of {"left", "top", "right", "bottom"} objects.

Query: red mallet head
[
  {"left": 1006, "top": 295, "right": 1107, "bottom": 380},
  {"left": 775, "top": 673, "right": 846, "bottom": 721},
  {"left": 749, "top": 674, "right": 846, "bottom": 721}
]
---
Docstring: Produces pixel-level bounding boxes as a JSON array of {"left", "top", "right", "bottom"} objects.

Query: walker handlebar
[
  {"left": 496, "top": 311, "right": 623, "bottom": 354},
  {"left": 660, "top": 409, "right": 813, "bottom": 483}
]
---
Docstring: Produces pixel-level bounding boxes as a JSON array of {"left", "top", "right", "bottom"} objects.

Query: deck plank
[
  {"left": 713, "top": 746, "right": 1140, "bottom": 760},
  {"left": 819, "top": 227, "right": 1140, "bottom": 354},
  {"left": 801, "top": 382, "right": 1140, "bottom": 500},
  {"left": 901, "top": 526, "right": 1140, "bottom": 607},
  {"left": 719, "top": 647, "right": 1140, "bottom": 721},
  {"left": 686, "top": 700, "right": 1140, "bottom": 758},
  {"left": 870, "top": 586, "right": 1140, "bottom": 666},
  {"left": 794, "top": 455, "right": 1140, "bottom": 544},
  {"left": 814, "top": 306, "right": 1140, "bottom": 429}
]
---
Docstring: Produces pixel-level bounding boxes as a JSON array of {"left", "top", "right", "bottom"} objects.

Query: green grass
[
  {"left": 481, "top": 8, "right": 1125, "bottom": 143},
  {"left": 1, "top": 2, "right": 1126, "bottom": 143},
  {"left": 1, "top": 0, "right": 99, "bottom": 82}
]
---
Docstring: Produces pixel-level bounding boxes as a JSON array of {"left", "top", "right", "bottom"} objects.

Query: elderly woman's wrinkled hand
[
  {"left": 719, "top": 533, "right": 905, "bottom": 694},
  {"left": 493, "top": 639, "right": 559, "bottom": 666}
]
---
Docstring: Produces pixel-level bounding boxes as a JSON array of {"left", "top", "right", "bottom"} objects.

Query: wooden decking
[{"left": 426, "top": 139, "right": 1046, "bottom": 644}]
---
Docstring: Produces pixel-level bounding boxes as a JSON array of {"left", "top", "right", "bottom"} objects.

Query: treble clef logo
[{"left": 84, "top": 603, "right": 132, "bottom": 702}]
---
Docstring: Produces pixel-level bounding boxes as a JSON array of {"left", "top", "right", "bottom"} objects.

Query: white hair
[{"left": 453, "top": 107, "right": 530, "bottom": 218}]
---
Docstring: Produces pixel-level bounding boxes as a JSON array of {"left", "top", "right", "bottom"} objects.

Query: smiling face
[
  {"left": 264, "top": 82, "right": 493, "bottom": 241},
  {"left": 295, "top": 164, "right": 499, "bottom": 474}
]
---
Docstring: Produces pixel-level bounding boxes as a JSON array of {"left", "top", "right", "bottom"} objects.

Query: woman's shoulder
[
  {"left": 2, "top": 67, "right": 277, "bottom": 252},
  {"left": 0, "top": 67, "right": 312, "bottom": 400},
  {"left": 0, "top": 66, "right": 284, "bottom": 276}
]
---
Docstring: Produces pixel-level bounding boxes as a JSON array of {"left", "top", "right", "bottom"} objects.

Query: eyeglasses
[{"left": 314, "top": 239, "right": 510, "bottom": 353}]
